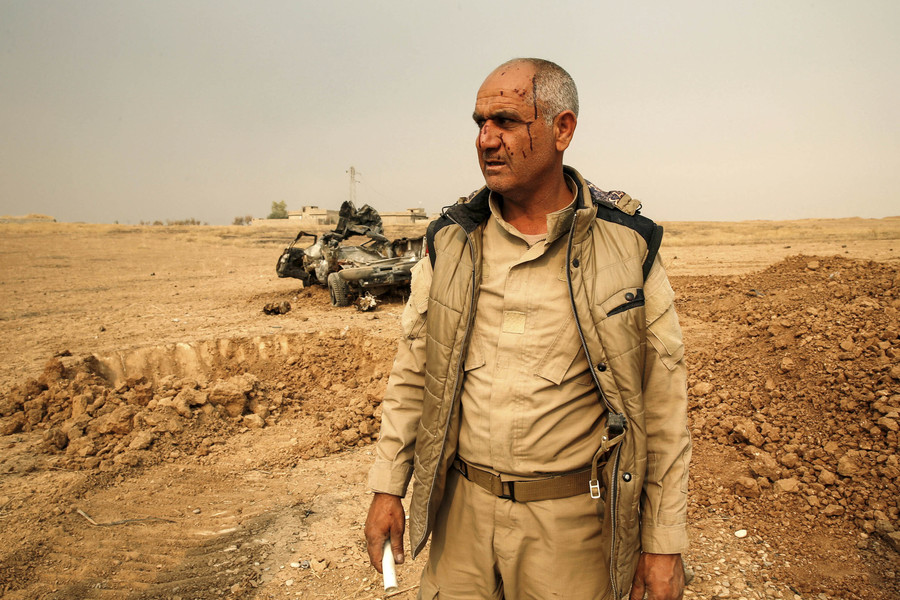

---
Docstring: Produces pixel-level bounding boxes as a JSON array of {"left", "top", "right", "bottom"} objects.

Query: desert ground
[{"left": 1, "top": 217, "right": 899, "bottom": 600}]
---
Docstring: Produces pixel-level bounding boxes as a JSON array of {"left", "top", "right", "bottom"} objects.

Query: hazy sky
[{"left": 1, "top": 1, "right": 898, "bottom": 224}]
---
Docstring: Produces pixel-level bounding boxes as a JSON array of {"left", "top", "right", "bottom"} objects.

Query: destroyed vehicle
[{"left": 276, "top": 201, "right": 425, "bottom": 307}]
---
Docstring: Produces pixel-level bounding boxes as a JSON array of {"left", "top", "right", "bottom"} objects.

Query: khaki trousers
[{"left": 418, "top": 468, "right": 612, "bottom": 600}]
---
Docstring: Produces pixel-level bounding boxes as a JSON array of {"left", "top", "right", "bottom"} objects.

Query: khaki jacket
[{"left": 370, "top": 167, "right": 690, "bottom": 599}]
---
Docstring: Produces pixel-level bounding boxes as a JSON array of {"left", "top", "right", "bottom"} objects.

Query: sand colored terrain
[{"left": 1, "top": 218, "right": 899, "bottom": 599}]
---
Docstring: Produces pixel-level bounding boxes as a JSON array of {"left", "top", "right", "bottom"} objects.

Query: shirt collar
[{"left": 486, "top": 175, "right": 578, "bottom": 246}]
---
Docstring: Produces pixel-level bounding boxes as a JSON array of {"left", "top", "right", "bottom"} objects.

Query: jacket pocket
[
  {"left": 594, "top": 288, "right": 645, "bottom": 361},
  {"left": 599, "top": 287, "right": 644, "bottom": 318},
  {"left": 401, "top": 258, "right": 431, "bottom": 339},
  {"left": 647, "top": 304, "right": 685, "bottom": 370}
]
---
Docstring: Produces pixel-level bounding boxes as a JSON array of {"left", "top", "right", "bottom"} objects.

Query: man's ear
[{"left": 554, "top": 110, "right": 577, "bottom": 151}]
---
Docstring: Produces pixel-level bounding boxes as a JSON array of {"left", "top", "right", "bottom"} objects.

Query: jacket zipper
[
  {"left": 564, "top": 207, "right": 623, "bottom": 599},
  {"left": 607, "top": 446, "right": 622, "bottom": 598},
  {"left": 416, "top": 214, "right": 479, "bottom": 556}
]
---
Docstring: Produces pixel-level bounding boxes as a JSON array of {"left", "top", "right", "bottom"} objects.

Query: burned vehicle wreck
[{"left": 276, "top": 201, "right": 425, "bottom": 307}]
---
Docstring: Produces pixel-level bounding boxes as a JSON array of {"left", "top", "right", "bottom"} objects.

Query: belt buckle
[{"left": 498, "top": 481, "right": 516, "bottom": 502}]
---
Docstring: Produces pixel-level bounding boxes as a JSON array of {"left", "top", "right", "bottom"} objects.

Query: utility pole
[{"left": 347, "top": 166, "right": 359, "bottom": 204}]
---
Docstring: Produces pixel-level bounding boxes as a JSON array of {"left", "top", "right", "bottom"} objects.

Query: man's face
[{"left": 473, "top": 64, "right": 558, "bottom": 200}]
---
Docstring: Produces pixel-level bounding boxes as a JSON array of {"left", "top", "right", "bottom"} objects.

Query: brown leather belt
[{"left": 452, "top": 458, "right": 594, "bottom": 502}]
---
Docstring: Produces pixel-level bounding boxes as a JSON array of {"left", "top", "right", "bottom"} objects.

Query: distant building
[
  {"left": 252, "top": 205, "right": 432, "bottom": 227},
  {"left": 380, "top": 207, "right": 430, "bottom": 226},
  {"left": 287, "top": 206, "right": 339, "bottom": 225}
]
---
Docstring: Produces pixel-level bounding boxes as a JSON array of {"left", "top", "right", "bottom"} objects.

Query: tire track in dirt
[{"left": 3, "top": 461, "right": 304, "bottom": 599}]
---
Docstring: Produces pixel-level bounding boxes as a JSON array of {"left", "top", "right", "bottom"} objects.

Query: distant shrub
[
  {"left": 233, "top": 215, "right": 254, "bottom": 226},
  {"left": 165, "top": 218, "right": 207, "bottom": 226},
  {"left": 139, "top": 218, "right": 206, "bottom": 226},
  {"left": 268, "top": 201, "right": 288, "bottom": 219}
]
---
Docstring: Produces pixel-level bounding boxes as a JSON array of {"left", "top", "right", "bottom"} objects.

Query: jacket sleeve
[
  {"left": 367, "top": 258, "right": 432, "bottom": 497},
  {"left": 639, "top": 254, "right": 691, "bottom": 554}
]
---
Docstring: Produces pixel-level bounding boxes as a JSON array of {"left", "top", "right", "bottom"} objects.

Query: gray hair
[{"left": 498, "top": 58, "right": 579, "bottom": 126}]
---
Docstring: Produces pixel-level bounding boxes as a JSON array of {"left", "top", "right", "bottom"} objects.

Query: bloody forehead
[
  {"left": 476, "top": 67, "right": 539, "bottom": 120},
  {"left": 481, "top": 65, "right": 534, "bottom": 96}
]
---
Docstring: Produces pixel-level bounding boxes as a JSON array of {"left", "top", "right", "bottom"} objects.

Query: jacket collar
[
  {"left": 448, "top": 165, "right": 595, "bottom": 240},
  {"left": 565, "top": 166, "right": 599, "bottom": 244}
]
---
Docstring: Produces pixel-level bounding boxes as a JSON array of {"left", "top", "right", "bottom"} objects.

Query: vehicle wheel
[{"left": 328, "top": 272, "right": 351, "bottom": 307}]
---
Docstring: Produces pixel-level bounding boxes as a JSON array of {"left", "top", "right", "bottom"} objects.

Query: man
[{"left": 365, "top": 58, "right": 690, "bottom": 600}]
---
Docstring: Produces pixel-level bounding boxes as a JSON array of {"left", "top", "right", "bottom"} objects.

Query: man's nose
[{"left": 478, "top": 122, "right": 501, "bottom": 149}]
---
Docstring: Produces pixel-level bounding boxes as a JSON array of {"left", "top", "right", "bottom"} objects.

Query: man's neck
[{"left": 498, "top": 174, "right": 574, "bottom": 235}]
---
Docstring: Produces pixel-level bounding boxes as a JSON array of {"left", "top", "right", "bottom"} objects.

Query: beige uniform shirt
[
  {"left": 369, "top": 188, "right": 609, "bottom": 496},
  {"left": 457, "top": 194, "right": 605, "bottom": 478}
]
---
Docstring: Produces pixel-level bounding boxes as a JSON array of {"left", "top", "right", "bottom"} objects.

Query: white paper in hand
[{"left": 382, "top": 539, "right": 399, "bottom": 593}]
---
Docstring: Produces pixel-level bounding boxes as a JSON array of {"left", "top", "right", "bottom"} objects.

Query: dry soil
[{"left": 1, "top": 220, "right": 899, "bottom": 600}]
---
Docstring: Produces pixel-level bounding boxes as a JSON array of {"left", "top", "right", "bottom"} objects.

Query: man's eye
[{"left": 475, "top": 119, "right": 486, "bottom": 128}]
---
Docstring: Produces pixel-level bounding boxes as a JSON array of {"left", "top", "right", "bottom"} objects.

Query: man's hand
[
  {"left": 629, "top": 553, "right": 685, "bottom": 600},
  {"left": 364, "top": 493, "right": 406, "bottom": 573}
]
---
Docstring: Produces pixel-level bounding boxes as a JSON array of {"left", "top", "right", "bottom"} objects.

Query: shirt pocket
[
  {"left": 534, "top": 313, "right": 592, "bottom": 386},
  {"left": 463, "top": 331, "right": 485, "bottom": 372}
]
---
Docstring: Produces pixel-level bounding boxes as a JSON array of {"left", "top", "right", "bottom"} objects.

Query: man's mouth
[{"left": 483, "top": 158, "right": 505, "bottom": 169}]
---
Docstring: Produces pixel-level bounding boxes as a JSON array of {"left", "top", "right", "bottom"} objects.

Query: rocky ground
[
  {"left": 0, "top": 222, "right": 898, "bottom": 599},
  {"left": 678, "top": 255, "right": 900, "bottom": 599}
]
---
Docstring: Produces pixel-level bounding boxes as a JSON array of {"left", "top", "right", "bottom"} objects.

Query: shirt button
[
  {"left": 622, "top": 472, "right": 632, "bottom": 482},
  {"left": 572, "top": 258, "right": 580, "bottom": 268},
  {"left": 625, "top": 292, "right": 635, "bottom": 301},
  {"left": 596, "top": 363, "right": 607, "bottom": 372}
]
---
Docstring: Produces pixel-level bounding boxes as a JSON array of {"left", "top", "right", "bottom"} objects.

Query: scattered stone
[
  {"left": 1, "top": 414, "right": 26, "bottom": 435},
  {"left": 837, "top": 453, "right": 861, "bottom": 477},
  {"left": 208, "top": 380, "right": 248, "bottom": 418},
  {"left": 734, "top": 477, "right": 760, "bottom": 499},
  {"left": 175, "top": 388, "right": 208, "bottom": 407},
  {"left": 692, "top": 382, "right": 714, "bottom": 396},
  {"left": 243, "top": 414, "right": 265, "bottom": 429},
  {"left": 128, "top": 430, "right": 155, "bottom": 451},
  {"left": 43, "top": 427, "right": 68, "bottom": 450},
  {"left": 817, "top": 469, "right": 836, "bottom": 486},
  {"left": 731, "top": 418, "right": 764, "bottom": 447},
  {"left": 876, "top": 416, "right": 898, "bottom": 432},
  {"left": 773, "top": 478, "right": 800, "bottom": 493},
  {"left": 779, "top": 452, "right": 800, "bottom": 469},
  {"left": 748, "top": 452, "right": 780, "bottom": 481},
  {"left": 885, "top": 532, "right": 900, "bottom": 553},
  {"left": 263, "top": 301, "right": 291, "bottom": 315}
]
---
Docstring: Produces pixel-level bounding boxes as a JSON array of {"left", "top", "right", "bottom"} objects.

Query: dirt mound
[
  {"left": 680, "top": 254, "right": 900, "bottom": 598},
  {"left": 0, "top": 328, "right": 396, "bottom": 474}
]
